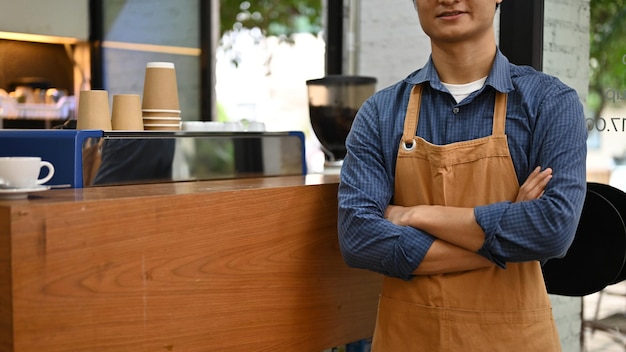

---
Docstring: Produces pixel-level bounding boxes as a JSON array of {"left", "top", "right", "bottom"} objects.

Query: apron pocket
[
  {"left": 372, "top": 295, "right": 560, "bottom": 352},
  {"left": 372, "top": 295, "right": 444, "bottom": 352},
  {"left": 446, "top": 313, "right": 561, "bottom": 352}
]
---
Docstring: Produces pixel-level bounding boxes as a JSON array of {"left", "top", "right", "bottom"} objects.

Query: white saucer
[{"left": 0, "top": 185, "right": 51, "bottom": 200}]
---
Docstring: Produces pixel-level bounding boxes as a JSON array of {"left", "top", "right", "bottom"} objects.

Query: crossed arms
[{"left": 384, "top": 167, "right": 553, "bottom": 275}]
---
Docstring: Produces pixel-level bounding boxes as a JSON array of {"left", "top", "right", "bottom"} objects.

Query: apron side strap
[
  {"left": 402, "top": 84, "right": 423, "bottom": 146},
  {"left": 493, "top": 92, "right": 508, "bottom": 136}
]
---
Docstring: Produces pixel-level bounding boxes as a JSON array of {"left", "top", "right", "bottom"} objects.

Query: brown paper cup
[
  {"left": 143, "top": 117, "right": 181, "bottom": 124},
  {"left": 112, "top": 94, "right": 144, "bottom": 130},
  {"left": 143, "top": 123, "right": 181, "bottom": 131},
  {"left": 76, "top": 90, "right": 111, "bottom": 130},
  {"left": 142, "top": 109, "right": 181, "bottom": 118},
  {"left": 141, "top": 62, "right": 180, "bottom": 111}
]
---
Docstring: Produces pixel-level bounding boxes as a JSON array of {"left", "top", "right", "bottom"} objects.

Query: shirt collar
[{"left": 404, "top": 48, "right": 514, "bottom": 94}]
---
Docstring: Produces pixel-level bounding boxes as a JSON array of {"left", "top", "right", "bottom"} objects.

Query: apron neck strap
[
  {"left": 402, "top": 84, "right": 423, "bottom": 146},
  {"left": 402, "top": 84, "right": 509, "bottom": 144},
  {"left": 492, "top": 91, "right": 507, "bottom": 136}
]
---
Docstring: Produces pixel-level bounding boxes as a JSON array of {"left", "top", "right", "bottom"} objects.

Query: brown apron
[{"left": 371, "top": 84, "right": 561, "bottom": 351}]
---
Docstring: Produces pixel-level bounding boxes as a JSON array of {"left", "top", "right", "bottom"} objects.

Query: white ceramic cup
[{"left": 0, "top": 157, "right": 55, "bottom": 188}]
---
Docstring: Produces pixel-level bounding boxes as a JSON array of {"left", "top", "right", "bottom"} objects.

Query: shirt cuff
[
  {"left": 475, "top": 203, "right": 509, "bottom": 268},
  {"left": 381, "top": 227, "right": 435, "bottom": 280}
]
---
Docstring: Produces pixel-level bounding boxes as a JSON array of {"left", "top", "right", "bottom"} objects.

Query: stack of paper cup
[{"left": 141, "top": 62, "right": 181, "bottom": 131}]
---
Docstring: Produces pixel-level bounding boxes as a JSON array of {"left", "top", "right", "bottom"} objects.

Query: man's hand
[
  {"left": 384, "top": 204, "right": 408, "bottom": 226},
  {"left": 515, "top": 166, "right": 552, "bottom": 202}
]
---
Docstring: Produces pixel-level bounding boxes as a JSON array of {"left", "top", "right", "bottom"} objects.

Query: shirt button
[{"left": 452, "top": 107, "right": 460, "bottom": 114}]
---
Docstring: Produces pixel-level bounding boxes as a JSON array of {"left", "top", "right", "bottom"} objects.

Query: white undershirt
[{"left": 441, "top": 76, "right": 488, "bottom": 103}]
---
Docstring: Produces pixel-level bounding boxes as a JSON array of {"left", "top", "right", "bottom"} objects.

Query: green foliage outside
[
  {"left": 218, "top": 0, "right": 323, "bottom": 69},
  {"left": 216, "top": 0, "right": 323, "bottom": 124},
  {"left": 588, "top": 0, "right": 626, "bottom": 119},
  {"left": 219, "top": 0, "right": 323, "bottom": 38},
  {"left": 199, "top": 2, "right": 323, "bottom": 175}
]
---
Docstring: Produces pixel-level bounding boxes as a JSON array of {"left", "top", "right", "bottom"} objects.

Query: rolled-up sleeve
[
  {"left": 338, "top": 56, "right": 587, "bottom": 277},
  {"left": 338, "top": 95, "right": 435, "bottom": 280},
  {"left": 475, "top": 83, "right": 587, "bottom": 264}
]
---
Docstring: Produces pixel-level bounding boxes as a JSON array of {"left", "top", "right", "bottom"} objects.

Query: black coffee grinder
[{"left": 306, "top": 75, "right": 376, "bottom": 170}]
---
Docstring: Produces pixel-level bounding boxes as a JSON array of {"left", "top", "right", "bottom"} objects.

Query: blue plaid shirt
[{"left": 337, "top": 49, "right": 588, "bottom": 280}]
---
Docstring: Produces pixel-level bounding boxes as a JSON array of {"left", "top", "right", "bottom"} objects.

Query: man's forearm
[
  {"left": 414, "top": 239, "right": 494, "bottom": 275},
  {"left": 399, "top": 205, "right": 485, "bottom": 251}
]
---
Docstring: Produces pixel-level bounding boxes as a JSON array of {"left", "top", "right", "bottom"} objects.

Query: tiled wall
[{"left": 358, "top": 0, "right": 591, "bottom": 351}]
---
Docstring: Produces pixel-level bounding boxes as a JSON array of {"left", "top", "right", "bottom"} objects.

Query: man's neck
[{"left": 430, "top": 37, "right": 497, "bottom": 84}]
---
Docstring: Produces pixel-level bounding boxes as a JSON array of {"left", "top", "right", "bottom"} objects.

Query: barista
[{"left": 337, "top": 0, "right": 587, "bottom": 350}]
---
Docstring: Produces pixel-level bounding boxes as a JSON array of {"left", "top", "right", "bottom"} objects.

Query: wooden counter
[{"left": 0, "top": 175, "right": 382, "bottom": 352}]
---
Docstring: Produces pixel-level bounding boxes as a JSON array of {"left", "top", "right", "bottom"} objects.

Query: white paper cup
[{"left": 0, "top": 157, "right": 55, "bottom": 188}]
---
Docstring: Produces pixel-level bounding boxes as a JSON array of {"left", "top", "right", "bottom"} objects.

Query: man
[{"left": 337, "top": 0, "right": 587, "bottom": 350}]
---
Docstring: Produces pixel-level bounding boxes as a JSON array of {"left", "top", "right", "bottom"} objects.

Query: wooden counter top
[
  {"left": 0, "top": 175, "right": 382, "bottom": 352},
  {"left": 0, "top": 174, "right": 341, "bottom": 204}
]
